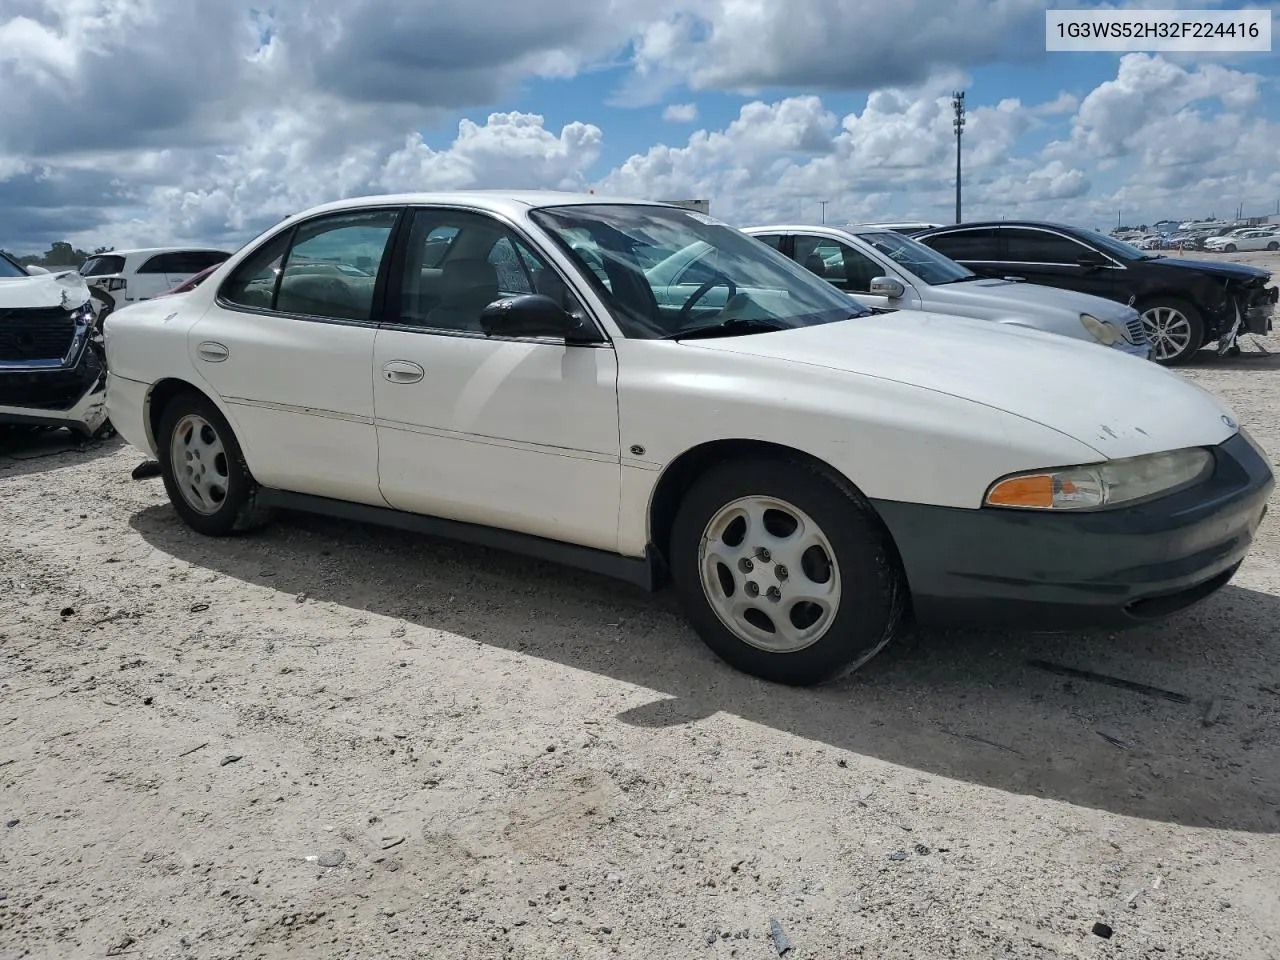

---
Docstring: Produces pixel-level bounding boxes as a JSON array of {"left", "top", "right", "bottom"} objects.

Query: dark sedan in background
[{"left": 913, "top": 220, "right": 1278, "bottom": 365}]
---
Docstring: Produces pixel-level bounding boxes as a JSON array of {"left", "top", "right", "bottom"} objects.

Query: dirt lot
[{"left": 3, "top": 340, "right": 1280, "bottom": 958}]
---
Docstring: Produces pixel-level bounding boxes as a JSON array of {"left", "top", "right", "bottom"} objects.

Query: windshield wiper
[{"left": 663, "top": 317, "right": 790, "bottom": 340}]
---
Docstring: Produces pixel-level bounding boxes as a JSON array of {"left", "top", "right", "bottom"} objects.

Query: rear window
[{"left": 80, "top": 255, "right": 126, "bottom": 277}]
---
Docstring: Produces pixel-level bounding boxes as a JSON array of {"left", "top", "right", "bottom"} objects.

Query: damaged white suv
[{"left": 0, "top": 252, "right": 110, "bottom": 440}]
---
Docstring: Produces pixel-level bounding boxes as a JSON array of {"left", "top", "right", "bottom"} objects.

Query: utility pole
[
  {"left": 818, "top": 200, "right": 829, "bottom": 224},
  {"left": 952, "top": 91, "right": 966, "bottom": 224}
]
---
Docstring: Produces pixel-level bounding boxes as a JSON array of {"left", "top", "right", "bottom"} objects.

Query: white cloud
[
  {"left": 662, "top": 102, "right": 699, "bottom": 123},
  {"left": 0, "top": 4, "right": 1276, "bottom": 253}
]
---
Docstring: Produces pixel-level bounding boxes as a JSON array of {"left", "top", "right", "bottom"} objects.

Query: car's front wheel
[
  {"left": 1268, "top": 241, "right": 1279, "bottom": 252},
  {"left": 1140, "top": 297, "right": 1204, "bottom": 365},
  {"left": 157, "top": 391, "right": 272, "bottom": 536},
  {"left": 1224, "top": 244, "right": 1237, "bottom": 253},
  {"left": 669, "top": 458, "right": 906, "bottom": 686}
]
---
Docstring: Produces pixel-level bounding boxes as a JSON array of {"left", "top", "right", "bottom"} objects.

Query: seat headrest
[{"left": 803, "top": 252, "right": 827, "bottom": 276}]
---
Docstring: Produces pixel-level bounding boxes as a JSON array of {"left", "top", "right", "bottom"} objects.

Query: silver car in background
[{"left": 742, "top": 224, "right": 1152, "bottom": 359}]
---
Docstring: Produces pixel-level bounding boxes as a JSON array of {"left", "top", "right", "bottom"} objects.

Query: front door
[
  {"left": 188, "top": 207, "right": 401, "bottom": 504},
  {"left": 996, "top": 227, "right": 1127, "bottom": 302},
  {"left": 789, "top": 233, "right": 912, "bottom": 311},
  {"left": 372, "top": 207, "right": 621, "bottom": 552}
]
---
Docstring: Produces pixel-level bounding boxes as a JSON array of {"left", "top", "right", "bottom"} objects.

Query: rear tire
[
  {"left": 1268, "top": 241, "right": 1279, "bottom": 252},
  {"left": 1139, "top": 297, "right": 1204, "bottom": 366},
  {"left": 156, "top": 391, "right": 273, "bottom": 536},
  {"left": 669, "top": 457, "right": 906, "bottom": 686}
]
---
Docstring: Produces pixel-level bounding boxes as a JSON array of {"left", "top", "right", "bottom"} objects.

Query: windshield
[
  {"left": 856, "top": 231, "right": 974, "bottom": 285},
  {"left": 1086, "top": 231, "right": 1153, "bottom": 261},
  {"left": 0, "top": 252, "right": 27, "bottom": 279},
  {"left": 528, "top": 204, "right": 870, "bottom": 339}
]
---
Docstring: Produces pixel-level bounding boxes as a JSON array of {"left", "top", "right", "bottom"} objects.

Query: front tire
[
  {"left": 1268, "top": 241, "right": 1278, "bottom": 252},
  {"left": 669, "top": 458, "right": 906, "bottom": 686},
  {"left": 1140, "top": 297, "right": 1204, "bottom": 365},
  {"left": 1224, "top": 244, "right": 1237, "bottom": 253},
  {"left": 156, "top": 391, "right": 272, "bottom": 536}
]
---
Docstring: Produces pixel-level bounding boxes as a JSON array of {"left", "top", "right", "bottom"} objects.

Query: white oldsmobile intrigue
[{"left": 104, "top": 192, "right": 1275, "bottom": 686}]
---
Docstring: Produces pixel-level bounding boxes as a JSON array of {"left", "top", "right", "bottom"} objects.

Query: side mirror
[
  {"left": 478, "top": 294, "right": 600, "bottom": 343},
  {"left": 868, "top": 276, "right": 906, "bottom": 299},
  {"left": 25, "top": 265, "right": 49, "bottom": 275}
]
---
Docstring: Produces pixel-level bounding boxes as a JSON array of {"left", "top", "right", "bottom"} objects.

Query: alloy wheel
[
  {"left": 170, "top": 414, "right": 230, "bottom": 515},
  {"left": 698, "top": 495, "right": 842, "bottom": 654},
  {"left": 1141, "top": 306, "right": 1194, "bottom": 362}
]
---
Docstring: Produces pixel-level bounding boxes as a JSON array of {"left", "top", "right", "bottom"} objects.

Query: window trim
[
  {"left": 214, "top": 205, "right": 407, "bottom": 329},
  {"left": 375, "top": 203, "right": 613, "bottom": 348}
]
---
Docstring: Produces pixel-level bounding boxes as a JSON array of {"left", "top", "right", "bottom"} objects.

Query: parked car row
[
  {"left": 89, "top": 191, "right": 1274, "bottom": 688},
  {"left": 904, "top": 220, "right": 1277, "bottom": 364}
]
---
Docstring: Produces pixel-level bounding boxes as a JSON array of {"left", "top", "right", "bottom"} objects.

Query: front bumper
[
  {"left": 0, "top": 339, "right": 108, "bottom": 434},
  {"left": 873, "top": 431, "right": 1274, "bottom": 630}
]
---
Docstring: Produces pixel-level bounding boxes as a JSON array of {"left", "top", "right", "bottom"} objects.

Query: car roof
[
  {"left": 279, "top": 190, "right": 682, "bottom": 223},
  {"left": 916, "top": 220, "right": 1088, "bottom": 233},
  {"left": 742, "top": 223, "right": 880, "bottom": 235},
  {"left": 94, "top": 247, "right": 232, "bottom": 257}
]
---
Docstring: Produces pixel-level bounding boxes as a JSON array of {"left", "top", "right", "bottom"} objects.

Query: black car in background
[{"left": 912, "top": 220, "right": 1278, "bottom": 365}]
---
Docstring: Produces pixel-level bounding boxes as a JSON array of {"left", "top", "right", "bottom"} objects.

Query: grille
[
  {"left": 0, "top": 306, "right": 79, "bottom": 362},
  {"left": 1125, "top": 315, "right": 1149, "bottom": 343},
  {"left": 0, "top": 367, "right": 90, "bottom": 410}
]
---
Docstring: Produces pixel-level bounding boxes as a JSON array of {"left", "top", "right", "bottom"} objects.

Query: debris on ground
[
  {"left": 887, "top": 850, "right": 907, "bottom": 861},
  {"left": 1097, "top": 731, "right": 1129, "bottom": 749},
  {"left": 768, "top": 919, "right": 792, "bottom": 956},
  {"left": 219, "top": 755, "right": 242, "bottom": 767},
  {"left": 106, "top": 934, "right": 137, "bottom": 956},
  {"left": 315, "top": 850, "right": 346, "bottom": 868},
  {"left": 190, "top": 603, "right": 210, "bottom": 614},
  {"left": 130, "top": 460, "right": 162, "bottom": 480},
  {"left": 1029, "top": 660, "right": 1191, "bottom": 704},
  {"left": 1092, "top": 922, "right": 1114, "bottom": 939},
  {"left": 1202, "top": 697, "right": 1224, "bottom": 727}
]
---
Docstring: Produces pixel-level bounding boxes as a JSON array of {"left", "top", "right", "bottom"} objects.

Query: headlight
[
  {"left": 1079, "top": 313, "right": 1121, "bottom": 345},
  {"left": 984, "top": 448, "right": 1214, "bottom": 510}
]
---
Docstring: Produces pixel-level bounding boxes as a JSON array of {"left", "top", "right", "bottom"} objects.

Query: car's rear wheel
[
  {"left": 1268, "top": 241, "right": 1279, "bottom": 251},
  {"left": 669, "top": 458, "right": 906, "bottom": 686},
  {"left": 157, "top": 391, "right": 272, "bottom": 536},
  {"left": 1140, "top": 298, "right": 1204, "bottom": 365}
]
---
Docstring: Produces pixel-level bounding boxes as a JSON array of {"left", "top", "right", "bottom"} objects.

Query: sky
[{"left": 0, "top": 0, "right": 1278, "bottom": 254}]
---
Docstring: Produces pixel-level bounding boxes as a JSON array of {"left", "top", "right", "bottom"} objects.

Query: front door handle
[
  {"left": 197, "top": 341, "right": 229, "bottom": 362},
  {"left": 382, "top": 360, "right": 424, "bottom": 384}
]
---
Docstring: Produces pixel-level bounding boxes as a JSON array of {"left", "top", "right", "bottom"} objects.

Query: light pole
[
  {"left": 952, "top": 91, "right": 965, "bottom": 224},
  {"left": 818, "top": 200, "right": 829, "bottom": 224}
]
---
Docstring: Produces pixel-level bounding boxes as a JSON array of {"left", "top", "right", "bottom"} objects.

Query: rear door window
[{"left": 921, "top": 229, "right": 1001, "bottom": 261}]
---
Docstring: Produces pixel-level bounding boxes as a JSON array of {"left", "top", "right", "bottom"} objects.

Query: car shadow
[
  {"left": 1184, "top": 341, "right": 1280, "bottom": 370},
  {"left": 129, "top": 503, "right": 1280, "bottom": 834},
  {"left": 0, "top": 428, "right": 124, "bottom": 479}
]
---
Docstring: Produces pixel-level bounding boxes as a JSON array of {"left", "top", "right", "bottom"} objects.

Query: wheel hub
[{"left": 697, "top": 496, "right": 842, "bottom": 654}]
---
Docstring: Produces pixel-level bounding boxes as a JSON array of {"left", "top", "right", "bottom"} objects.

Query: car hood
[
  {"left": 0, "top": 270, "right": 91, "bottom": 310},
  {"left": 927, "top": 277, "right": 1140, "bottom": 324},
  {"left": 687, "top": 311, "right": 1237, "bottom": 459},
  {"left": 1148, "top": 255, "right": 1271, "bottom": 281}
]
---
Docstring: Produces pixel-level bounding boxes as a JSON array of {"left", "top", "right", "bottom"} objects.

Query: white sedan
[
  {"left": 103, "top": 192, "right": 1275, "bottom": 686},
  {"left": 1204, "top": 230, "right": 1280, "bottom": 253}
]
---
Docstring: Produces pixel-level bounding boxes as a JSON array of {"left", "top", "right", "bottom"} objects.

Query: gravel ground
[{"left": 2, "top": 341, "right": 1280, "bottom": 959}]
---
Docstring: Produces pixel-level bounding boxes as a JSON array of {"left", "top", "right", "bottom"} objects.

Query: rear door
[
  {"left": 917, "top": 228, "right": 1003, "bottom": 278},
  {"left": 131, "top": 253, "right": 175, "bottom": 302},
  {"left": 164, "top": 250, "right": 230, "bottom": 291},
  {"left": 188, "top": 206, "right": 402, "bottom": 504}
]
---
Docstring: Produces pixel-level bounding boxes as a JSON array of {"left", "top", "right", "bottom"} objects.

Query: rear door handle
[
  {"left": 382, "top": 360, "right": 424, "bottom": 384},
  {"left": 197, "top": 341, "right": 229, "bottom": 362}
]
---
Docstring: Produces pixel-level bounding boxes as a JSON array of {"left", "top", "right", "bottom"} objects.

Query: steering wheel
[{"left": 677, "top": 277, "right": 738, "bottom": 322}]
